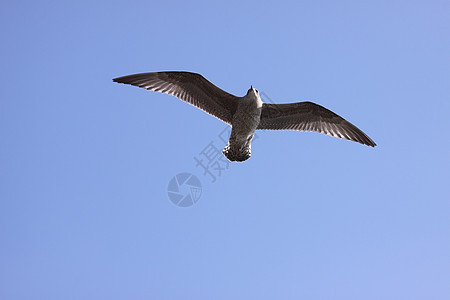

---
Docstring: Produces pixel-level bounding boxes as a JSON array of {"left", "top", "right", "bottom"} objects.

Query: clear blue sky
[{"left": 1, "top": 1, "right": 449, "bottom": 299}]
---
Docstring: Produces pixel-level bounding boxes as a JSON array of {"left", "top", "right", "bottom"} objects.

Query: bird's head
[{"left": 247, "top": 85, "right": 259, "bottom": 96}]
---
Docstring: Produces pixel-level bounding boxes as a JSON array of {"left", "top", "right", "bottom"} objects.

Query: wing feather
[
  {"left": 257, "top": 101, "right": 376, "bottom": 147},
  {"left": 113, "top": 71, "right": 239, "bottom": 124}
]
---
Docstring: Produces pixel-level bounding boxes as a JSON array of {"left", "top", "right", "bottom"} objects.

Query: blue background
[{"left": 1, "top": 1, "right": 449, "bottom": 299}]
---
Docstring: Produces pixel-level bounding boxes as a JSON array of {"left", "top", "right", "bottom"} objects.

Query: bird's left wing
[
  {"left": 257, "top": 101, "right": 376, "bottom": 147},
  {"left": 113, "top": 71, "right": 239, "bottom": 124}
]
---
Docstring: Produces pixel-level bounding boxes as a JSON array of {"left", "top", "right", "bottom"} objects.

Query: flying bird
[{"left": 113, "top": 71, "right": 376, "bottom": 162}]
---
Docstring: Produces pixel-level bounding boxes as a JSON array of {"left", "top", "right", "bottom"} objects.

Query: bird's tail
[{"left": 222, "top": 142, "right": 251, "bottom": 162}]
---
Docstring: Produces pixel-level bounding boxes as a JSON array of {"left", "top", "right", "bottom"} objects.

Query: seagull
[{"left": 113, "top": 71, "right": 376, "bottom": 162}]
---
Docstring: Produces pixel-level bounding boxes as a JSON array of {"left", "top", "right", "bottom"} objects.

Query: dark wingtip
[
  {"left": 367, "top": 137, "right": 377, "bottom": 147},
  {"left": 112, "top": 77, "right": 123, "bottom": 83},
  {"left": 365, "top": 140, "right": 376, "bottom": 147},
  {"left": 113, "top": 74, "right": 134, "bottom": 83},
  {"left": 113, "top": 74, "right": 147, "bottom": 85}
]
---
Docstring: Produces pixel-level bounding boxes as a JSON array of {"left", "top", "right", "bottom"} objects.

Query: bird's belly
[
  {"left": 231, "top": 113, "right": 260, "bottom": 141},
  {"left": 223, "top": 103, "right": 261, "bottom": 162}
]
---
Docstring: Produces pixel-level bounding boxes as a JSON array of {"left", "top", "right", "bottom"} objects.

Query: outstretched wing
[
  {"left": 113, "top": 71, "right": 239, "bottom": 124},
  {"left": 257, "top": 101, "right": 376, "bottom": 147}
]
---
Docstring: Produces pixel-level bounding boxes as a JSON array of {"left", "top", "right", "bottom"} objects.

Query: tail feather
[{"left": 222, "top": 143, "right": 251, "bottom": 162}]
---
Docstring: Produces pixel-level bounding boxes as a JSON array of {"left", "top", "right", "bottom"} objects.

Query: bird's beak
[{"left": 251, "top": 85, "right": 253, "bottom": 90}]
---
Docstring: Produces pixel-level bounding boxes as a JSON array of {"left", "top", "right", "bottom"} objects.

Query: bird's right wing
[
  {"left": 113, "top": 71, "right": 239, "bottom": 124},
  {"left": 257, "top": 101, "right": 376, "bottom": 147}
]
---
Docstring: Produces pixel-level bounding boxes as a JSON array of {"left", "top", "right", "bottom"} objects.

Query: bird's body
[
  {"left": 224, "top": 87, "right": 263, "bottom": 161},
  {"left": 113, "top": 71, "right": 376, "bottom": 162}
]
